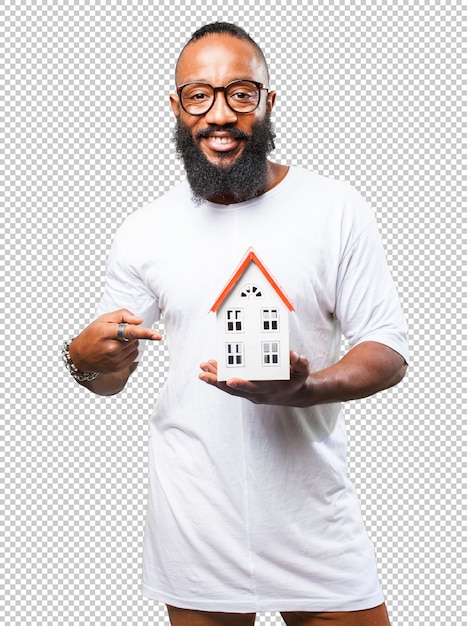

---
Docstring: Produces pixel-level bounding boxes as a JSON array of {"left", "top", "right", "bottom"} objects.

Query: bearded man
[{"left": 63, "top": 22, "right": 408, "bottom": 626}]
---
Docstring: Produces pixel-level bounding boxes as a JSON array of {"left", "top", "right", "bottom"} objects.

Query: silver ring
[{"left": 117, "top": 322, "right": 129, "bottom": 342}]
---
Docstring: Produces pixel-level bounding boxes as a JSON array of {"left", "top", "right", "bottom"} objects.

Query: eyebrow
[{"left": 176, "top": 76, "right": 259, "bottom": 86}]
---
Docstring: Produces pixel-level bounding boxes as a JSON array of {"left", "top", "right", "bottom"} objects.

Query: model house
[{"left": 210, "top": 247, "right": 295, "bottom": 381}]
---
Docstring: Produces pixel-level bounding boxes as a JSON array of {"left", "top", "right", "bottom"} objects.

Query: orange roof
[{"left": 210, "top": 247, "right": 295, "bottom": 312}]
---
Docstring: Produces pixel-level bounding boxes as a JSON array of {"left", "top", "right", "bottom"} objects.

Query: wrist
[
  {"left": 301, "top": 370, "right": 343, "bottom": 406},
  {"left": 62, "top": 340, "right": 99, "bottom": 382},
  {"left": 298, "top": 375, "right": 318, "bottom": 407}
]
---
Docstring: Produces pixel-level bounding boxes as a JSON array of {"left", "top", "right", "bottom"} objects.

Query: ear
[
  {"left": 266, "top": 90, "right": 276, "bottom": 112},
  {"left": 170, "top": 93, "right": 180, "bottom": 117}
]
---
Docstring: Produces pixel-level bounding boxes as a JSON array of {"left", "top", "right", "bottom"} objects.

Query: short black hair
[
  {"left": 188, "top": 22, "right": 260, "bottom": 46},
  {"left": 176, "top": 21, "right": 270, "bottom": 83}
]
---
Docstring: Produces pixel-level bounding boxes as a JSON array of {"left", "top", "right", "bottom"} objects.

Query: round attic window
[{"left": 240, "top": 284, "right": 263, "bottom": 298}]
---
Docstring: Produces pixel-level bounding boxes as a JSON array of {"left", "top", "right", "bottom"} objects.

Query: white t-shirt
[{"left": 97, "top": 167, "right": 409, "bottom": 613}]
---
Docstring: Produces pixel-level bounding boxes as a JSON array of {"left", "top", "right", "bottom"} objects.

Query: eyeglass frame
[{"left": 175, "top": 79, "right": 270, "bottom": 116}]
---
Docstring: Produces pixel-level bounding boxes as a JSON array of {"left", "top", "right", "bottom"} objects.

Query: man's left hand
[{"left": 199, "top": 350, "right": 311, "bottom": 406}]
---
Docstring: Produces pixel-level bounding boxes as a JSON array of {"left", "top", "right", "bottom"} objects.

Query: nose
[{"left": 204, "top": 90, "right": 238, "bottom": 125}]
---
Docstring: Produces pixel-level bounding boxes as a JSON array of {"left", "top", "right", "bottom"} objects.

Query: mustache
[{"left": 195, "top": 126, "right": 251, "bottom": 141}]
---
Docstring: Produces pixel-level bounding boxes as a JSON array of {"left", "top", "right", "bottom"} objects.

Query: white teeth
[{"left": 212, "top": 136, "right": 231, "bottom": 144}]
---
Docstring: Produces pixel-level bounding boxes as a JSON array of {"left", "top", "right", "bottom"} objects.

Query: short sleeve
[
  {"left": 96, "top": 237, "right": 161, "bottom": 360},
  {"left": 335, "top": 205, "right": 409, "bottom": 364}
]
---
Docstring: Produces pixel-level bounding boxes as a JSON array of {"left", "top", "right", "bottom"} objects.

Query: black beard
[{"left": 174, "top": 115, "right": 276, "bottom": 204}]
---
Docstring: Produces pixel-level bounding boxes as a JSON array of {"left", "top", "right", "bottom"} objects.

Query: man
[{"left": 63, "top": 22, "right": 408, "bottom": 626}]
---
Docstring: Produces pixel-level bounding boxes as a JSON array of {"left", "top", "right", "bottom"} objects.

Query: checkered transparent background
[{"left": 1, "top": 1, "right": 464, "bottom": 624}]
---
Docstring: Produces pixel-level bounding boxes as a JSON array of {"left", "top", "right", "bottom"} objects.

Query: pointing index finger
[{"left": 122, "top": 324, "right": 162, "bottom": 341}]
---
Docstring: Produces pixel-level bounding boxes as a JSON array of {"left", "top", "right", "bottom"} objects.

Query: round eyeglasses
[{"left": 176, "top": 80, "right": 269, "bottom": 116}]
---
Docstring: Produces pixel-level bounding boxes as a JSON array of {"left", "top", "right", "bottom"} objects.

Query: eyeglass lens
[{"left": 180, "top": 81, "right": 261, "bottom": 114}]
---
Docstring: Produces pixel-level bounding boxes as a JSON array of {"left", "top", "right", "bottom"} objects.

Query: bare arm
[
  {"left": 199, "top": 341, "right": 407, "bottom": 407},
  {"left": 301, "top": 341, "right": 407, "bottom": 406},
  {"left": 67, "top": 309, "right": 162, "bottom": 396}
]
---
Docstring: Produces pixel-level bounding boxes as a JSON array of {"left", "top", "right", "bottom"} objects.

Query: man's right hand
[{"left": 68, "top": 309, "right": 162, "bottom": 376}]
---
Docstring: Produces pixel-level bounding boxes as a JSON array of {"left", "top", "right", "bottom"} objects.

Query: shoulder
[
  {"left": 106, "top": 179, "right": 192, "bottom": 263},
  {"left": 289, "top": 166, "right": 365, "bottom": 201},
  {"left": 118, "top": 179, "right": 192, "bottom": 234},
  {"left": 122, "top": 180, "right": 191, "bottom": 226},
  {"left": 286, "top": 166, "right": 375, "bottom": 227}
]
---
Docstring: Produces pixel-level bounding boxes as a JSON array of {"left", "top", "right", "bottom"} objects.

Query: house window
[
  {"left": 262, "top": 308, "right": 279, "bottom": 331},
  {"left": 226, "top": 343, "right": 244, "bottom": 367},
  {"left": 240, "top": 283, "right": 263, "bottom": 298},
  {"left": 262, "top": 341, "right": 280, "bottom": 366},
  {"left": 226, "top": 309, "right": 243, "bottom": 332}
]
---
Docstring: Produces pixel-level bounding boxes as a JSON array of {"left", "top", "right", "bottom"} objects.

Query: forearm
[{"left": 304, "top": 341, "right": 407, "bottom": 406}]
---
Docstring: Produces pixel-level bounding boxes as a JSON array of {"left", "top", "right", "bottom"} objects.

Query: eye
[
  {"left": 230, "top": 89, "right": 254, "bottom": 101},
  {"left": 226, "top": 82, "right": 259, "bottom": 107},
  {"left": 182, "top": 85, "right": 212, "bottom": 101},
  {"left": 190, "top": 92, "right": 210, "bottom": 101}
]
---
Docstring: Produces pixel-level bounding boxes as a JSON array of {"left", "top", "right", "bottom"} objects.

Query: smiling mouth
[
  {"left": 197, "top": 128, "right": 250, "bottom": 155},
  {"left": 202, "top": 134, "right": 241, "bottom": 153},
  {"left": 211, "top": 136, "right": 235, "bottom": 145}
]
